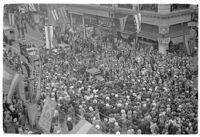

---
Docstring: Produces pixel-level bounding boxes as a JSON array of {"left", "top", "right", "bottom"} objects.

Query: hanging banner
[
  {"left": 33, "top": 13, "right": 40, "bottom": 23},
  {"left": 58, "top": 7, "right": 70, "bottom": 23},
  {"left": 134, "top": 13, "right": 142, "bottom": 33},
  {"left": 45, "top": 26, "right": 54, "bottom": 49},
  {"left": 27, "top": 103, "right": 38, "bottom": 126},
  {"left": 119, "top": 16, "right": 128, "bottom": 31},
  {"left": 38, "top": 98, "right": 56, "bottom": 133},
  {"left": 8, "top": 13, "right": 15, "bottom": 25}
]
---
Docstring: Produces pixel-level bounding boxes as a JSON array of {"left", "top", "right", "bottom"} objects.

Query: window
[
  {"left": 139, "top": 4, "right": 158, "bottom": 12},
  {"left": 118, "top": 4, "right": 133, "bottom": 9},
  {"left": 170, "top": 4, "right": 190, "bottom": 11},
  {"left": 100, "top": 4, "right": 112, "bottom": 7}
]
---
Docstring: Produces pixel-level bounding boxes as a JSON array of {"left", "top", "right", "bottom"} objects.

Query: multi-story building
[{"left": 54, "top": 4, "right": 198, "bottom": 54}]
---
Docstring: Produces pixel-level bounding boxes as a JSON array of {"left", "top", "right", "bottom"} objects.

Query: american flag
[{"left": 58, "top": 7, "right": 70, "bottom": 23}]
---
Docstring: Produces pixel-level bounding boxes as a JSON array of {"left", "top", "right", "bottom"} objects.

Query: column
[
  {"left": 158, "top": 25, "right": 170, "bottom": 54},
  {"left": 158, "top": 37, "right": 170, "bottom": 54}
]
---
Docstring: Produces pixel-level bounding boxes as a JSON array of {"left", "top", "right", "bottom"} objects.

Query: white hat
[
  {"left": 95, "top": 124, "right": 100, "bottom": 129},
  {"left": 117, "top": 103, "right": 122, "bottom": 107},
  {"left": 89, "top": 106, "right": 93, "bottom": 111},
  {"left": 67, "top": 117, "right": 72, "bottom": 121},
  {"left": 116, "top": 131, "right": 120, "bottom": 134},
  {"left": 115, "top": 94, "right": 118, "bottom": 98},
  {"left": 114, "top": 122, "right": 118, "bottom": 126},
  {"left": 106, "top": 97, "right": 110, "bottom": 100},
  {"left": 106, "top": 103, "right": 109, "bottom": 107},
  {"left": 121, "top": 109, "right": 125, "bottom": 113},
  {"left": 54, "top": 110, "right": 59, "bottom": 117}
]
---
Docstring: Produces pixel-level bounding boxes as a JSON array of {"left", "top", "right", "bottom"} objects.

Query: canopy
[{"left": 69, "top": 119, "right": 102, "bottom": 134}]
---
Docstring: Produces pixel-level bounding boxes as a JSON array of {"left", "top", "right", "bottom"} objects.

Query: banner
[
  {"left": 51, "top": 9, "right": 59, "bottom": 21},
  {"left": 8, "top": 13, "right": 15, "bottom": 25},
  {"left": 134, "top": 13, "right": 142, "bottom": 33},
  {"left": 29, "top": 4, "right": 37, "bottom": 12},
  {"left": 119, "top": 16, "right": 128, "bottom": 31},
  {"left": 38, "top": 98, "right": 56, "bottom": 133},
  {"left": 3, "top": 64, "right": 15, "bottom": 95},
  {"left": 33, "top": 13, "right": 40, "bottom": 23},
  {"left": 27, "top": 103, "right": 38, "bottom": 126},
  {"left": 7, "top": 73, "right": 22, "bottom": 103},
  {"left": 58, "top": 7, "right": 70, "bottom": 23},
  {"left": 45, "top": 26, "right": 54, "bottom": 49}
]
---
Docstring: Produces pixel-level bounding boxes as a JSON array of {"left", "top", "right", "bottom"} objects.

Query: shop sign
[
  {"left": 159, "top": 26, "right": 169, "bottom": 34},
  {"left": 99, "top": 17, "right": 112, "bottom": 28},
  {"left": 158, "top": 37, "right": 170, "bottom": 44}
]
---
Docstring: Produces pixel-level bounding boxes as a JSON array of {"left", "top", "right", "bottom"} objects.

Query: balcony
[
  {"left": 118, "top": 4, "right": 133, "bottom": 9},
  {"left": 139, "top": 4, "right": 158, "bottom": 12},
  {"left": 170, "top": 4, "right": 190, "bottom": 12}
]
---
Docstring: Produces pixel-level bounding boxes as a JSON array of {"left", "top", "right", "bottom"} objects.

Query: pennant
[
  {"left": 134, "top": 13, "right": 142, "bottom": 33},
  {"left": 119, "top": 16, "right": 128, "bottom": 31},
  {"left": 38, "top": 98, "right": 56, "bottom": 133},
  {"left": 45, "top": 26, "right": 54, "bottom": 49},
  {"left": 8, "top": 13, "right": 15, "bottom": 25}
]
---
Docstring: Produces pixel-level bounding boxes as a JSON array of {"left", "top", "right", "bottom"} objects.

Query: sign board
[
  {"left": 158, "top": 37, "right": 170, "bottom": 44},
  {"left": 159, "top": 26, "right": 169, "bottom": 34},
  {"left": 99, "top": 17, "right": 112, "bottom": 28},
  {"left": 38, "top": 98, "right": 56, "bottom": 133}
]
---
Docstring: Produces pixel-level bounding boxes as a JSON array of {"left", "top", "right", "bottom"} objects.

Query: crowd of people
[{"left": 3, "top": 6, "right": 198, "bottom": 134}]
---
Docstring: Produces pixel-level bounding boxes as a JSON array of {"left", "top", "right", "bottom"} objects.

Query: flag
[
  {"left": 7, "top": 73, "right": 22, "bottom": 103},
  {"left": 45, "top": 26, "right": 54, "bottom": 49},
  {"left": 184, "top": 35, "right": 191, "bottom": 55},
  {"left": 51, "top": 9, "right": 59, "bottom": 21},
  {"left": 134, "top": 13, "right": 142, "bottom": 33},
  {"left": 29, "top": 4, "right": 37, "bottom": 12},
  {"left": 3, "top": 63, "right": 15, "bottom": 95},
  {"left": 33, "top": 13, "right": 40, "bottom": 23},
  {"left": 23, "top": 4, "right": 29, "bottom": 12},
  {"left": 119, "top": 16, "right": 128, "bottom": 31},
  {"left": 38, "top": 98, "right": 56, "bottom": 133},
  {"left": 8, "top": 13, "right": 15, "bottom": 25},
  {"left": 69, "top": 119, "right": 102, "bottom": 134},
  {"left": 58, "top": 7, "right": 70, "bottom": 23}
]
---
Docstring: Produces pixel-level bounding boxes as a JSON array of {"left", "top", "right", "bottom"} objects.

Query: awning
[{"left": 69, "top": 119, "right": 102, "bottom": 134}]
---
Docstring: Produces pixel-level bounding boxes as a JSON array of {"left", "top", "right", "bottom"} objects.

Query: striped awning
[{"left": 69, "top": 119, "right": 102, "bottom": 134}]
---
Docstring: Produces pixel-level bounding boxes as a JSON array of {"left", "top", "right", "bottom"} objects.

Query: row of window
[{"left": 100, "top": 4, "right": 190, "bottom": 12}]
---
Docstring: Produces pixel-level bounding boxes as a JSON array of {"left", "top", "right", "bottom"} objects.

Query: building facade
[{"left": 53, "top": 4, "right": 198, "bottom": 54}]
